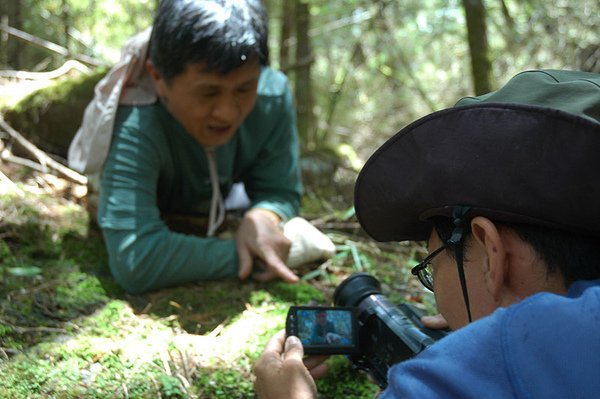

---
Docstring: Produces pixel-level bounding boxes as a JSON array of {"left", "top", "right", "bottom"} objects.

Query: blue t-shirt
[{"left": 381, "top": 279, "right": 600, "bottom": 398}]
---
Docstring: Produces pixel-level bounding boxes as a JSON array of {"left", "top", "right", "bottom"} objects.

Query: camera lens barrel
[
  {"left": 331, "top": 272, "right": 445, "bottom": 389},
  {"left": 333, "top": 272, "right": 382, "bottom": 307}
]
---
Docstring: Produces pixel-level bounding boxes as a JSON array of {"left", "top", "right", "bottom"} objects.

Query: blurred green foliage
[
  {"left": 266, "top": 0, "right": 599, "bottom": 159},
  {"left": 2, "top": 0, "right": 155, "bottom": 68},
  {"left": 2, "top": 0, "right": 598, "bottom": 162}
]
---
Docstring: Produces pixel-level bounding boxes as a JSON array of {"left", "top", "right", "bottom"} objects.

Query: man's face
[
  {"left": 316, "top": 312, "right": 327, "bottom": 326},
  {"left": 427, "top": 229, "right": 497, "bottom": 330},
  {"left": 148, "top": 59, "right": 261, "bottom": 147}
]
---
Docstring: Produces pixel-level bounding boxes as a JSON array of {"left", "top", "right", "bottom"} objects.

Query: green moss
[
  {"left": 0, "top": 357, "right": 54, "bottom": 397},
  {"left": 3, "top": 69, "right": 106, "bottom": 157},
  {"left": 78, "top": 300, "right": 130, "bottom": 337},
  {"left": 159, "top": 374, "right": 186, "bottom": 398},
  {"left": 55, "top": 271, "right": 108, "bottom": 312},
  {"left": 144, "top": 280, "right": 250, "bottom": 334},
  {"left": 55, "top": 204, "right": 90, "bottom": 237},
  {"left": 0, "top": 323, "right": 12, "bottom": 337},
  {"left": 248, "top": 289, "right": 274, "bottom": 306},
  {"left": 269, "top": 281, "right": 325, "bottom": 304},
  {"left": 316, "top": 357, "right": 380, "bottom": 398},
  {"left": 0, "top": 189, "right": 115, "bottom": 351},
  {"left": 0, "top": 161, "right": 425, "bottom": 398},
  {"left": 141, "top": 279, "right": 325, "bottom": 336},
  {"left": 0, "top": 240, "right": 11, "bottom": 259},
  {"left": 0, "top": 345, "right": 163, "bottom": 399},
  {"left": 195, "top": 368, "right": 255, "bottom": 398}
]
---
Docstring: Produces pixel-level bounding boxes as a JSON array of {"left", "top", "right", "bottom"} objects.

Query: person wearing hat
[{"left": 253, "top": 69, "right": 600, "bottom": 398}]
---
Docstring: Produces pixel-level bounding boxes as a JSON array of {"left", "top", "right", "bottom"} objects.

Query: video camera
[{"left": 286, "top": 272, "right": 448, "bottom": 388}]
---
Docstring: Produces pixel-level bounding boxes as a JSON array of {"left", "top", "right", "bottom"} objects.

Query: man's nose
[{"left": 212, "top": 93, "right": 240, "bottom": 122}]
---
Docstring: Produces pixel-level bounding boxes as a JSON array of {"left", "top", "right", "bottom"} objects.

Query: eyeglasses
[{"left": 410, "top": 244, "right": 448, "bottom": 291}]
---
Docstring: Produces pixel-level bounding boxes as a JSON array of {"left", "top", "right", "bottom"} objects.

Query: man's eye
[
  {"left": 202, "top": 91, "right": 219, "bottom": 98},
  {"left": 237, "top": 86, "right": 253, "bottom": 94}
]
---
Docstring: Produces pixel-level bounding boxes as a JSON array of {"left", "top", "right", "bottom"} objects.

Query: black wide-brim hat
[{"left": 354, "top": 70, "right": 600, "bottom": 242}]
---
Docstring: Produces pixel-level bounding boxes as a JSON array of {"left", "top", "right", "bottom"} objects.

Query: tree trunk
[
  {"left": 462, "top": 0, "right": 492, "bottom": 95},
  {"left": 61, "top": 0, "right": 71, "bottom": 52},
  {"left": 294, "top": 0, "right": 314, "bottom": 148},
  {"left": 499, "top": 0, "right": 514, "bottom": 30},
  {"left": 279, "top": 1, "right": 293, "bottom": 72},
  {"left": 0, "top": 0, "right": 24, "bottom": 69}
]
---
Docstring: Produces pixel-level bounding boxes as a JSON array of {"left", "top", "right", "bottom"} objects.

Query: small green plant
[
  {"left": 316, "top": 357, "right": 380, "bottom": 398},
  {"left": 195, "top": 368, "right": 255, "bottom": 398},
  {"left": 269, "top": 280, "right": 325, "bottom": 304},
  {"left": 159, "top": 374, "right": 185, "bottom": 398}
]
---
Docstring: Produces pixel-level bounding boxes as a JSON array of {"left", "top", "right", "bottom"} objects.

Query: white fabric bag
[{"left": 68, "top": 28, "right": 156, "bottom": 174}]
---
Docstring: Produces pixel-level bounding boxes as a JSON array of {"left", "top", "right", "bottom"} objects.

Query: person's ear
[
  {"left": 146, "top": 59, "right": 167, "bottom": 97},
  {"left": 470, "top": 216, "right": 507, "bottom": 303}
]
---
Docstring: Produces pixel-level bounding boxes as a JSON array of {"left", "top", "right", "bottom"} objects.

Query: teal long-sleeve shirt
[{"left": 98, "top": 67, "right": 301, "bottom": 294}]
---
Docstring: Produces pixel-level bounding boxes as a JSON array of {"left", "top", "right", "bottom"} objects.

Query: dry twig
[
  {"left": 0, "top": 347, "right": 20, "bottom": 358},
  {"left": 0, "top": 115, "right": 87, "bottom": 185},
  {"left": 0, "top": 169, "right": 24, "bottom": 197},
  {"left": 0, "top": 318, "right": 67, "bottom": 334},
  {"left": 0, "top": 60, "right": 91, "bottom": 80}
]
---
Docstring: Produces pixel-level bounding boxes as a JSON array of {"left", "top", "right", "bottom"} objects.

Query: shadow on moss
[{"left": 126, "top": 278, "right": 324, "bottom": 335}]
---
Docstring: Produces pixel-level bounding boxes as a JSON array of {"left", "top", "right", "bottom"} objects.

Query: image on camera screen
[{"left": 297, "top": 308, "right": 355, "bottom": 348}]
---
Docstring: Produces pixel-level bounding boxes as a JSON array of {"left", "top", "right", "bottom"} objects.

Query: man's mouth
[{"left": 208, "top": 125, "right": 233, "bottom": 135}]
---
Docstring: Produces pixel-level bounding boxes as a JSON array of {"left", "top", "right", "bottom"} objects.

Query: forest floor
[{"left": 0, "top": 84, "right": 434, "bottom": 398}]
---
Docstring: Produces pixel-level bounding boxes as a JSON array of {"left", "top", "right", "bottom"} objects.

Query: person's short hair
[
  {"left": 432, "top": 217, "right": 600, "bottom": 286},
  {"left": 149, "top": 0, "right": 269, "bottom": 83}
]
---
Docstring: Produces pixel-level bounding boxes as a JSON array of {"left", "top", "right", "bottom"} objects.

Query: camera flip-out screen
[{"left": 286, "top": 306, "right": 359, "bottom": 355}]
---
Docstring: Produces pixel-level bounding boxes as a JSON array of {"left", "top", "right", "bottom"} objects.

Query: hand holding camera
[{"left": 285, "top": 273, "right": 449, "bottom": 388}]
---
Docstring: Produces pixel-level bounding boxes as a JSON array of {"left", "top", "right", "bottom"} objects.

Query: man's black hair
[
  {"left": 433, "top": 217, "right": 600, "bottom": 286},
  {"left": 149, "top": 0, "right": 269, "bottom": 83}
]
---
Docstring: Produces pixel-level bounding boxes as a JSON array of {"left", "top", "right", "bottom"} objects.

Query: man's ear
[
  {"left": 146, "top": 59, "right": 166, "bottom": 97},
  {"left": 470, "top": 216, "right": 507, "bottom": 302}
]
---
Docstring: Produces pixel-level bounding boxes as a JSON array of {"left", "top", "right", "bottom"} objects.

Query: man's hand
[
  {"left": 236, "top": 208, "right": 299, "bottom": 283},
  {"left": 254, "top": 330, "right": 326, "bottom": 399},
  {"left": 421, "top": 313, "right": 450, "bottom": 330}
]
